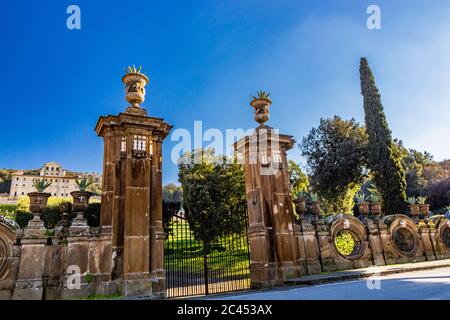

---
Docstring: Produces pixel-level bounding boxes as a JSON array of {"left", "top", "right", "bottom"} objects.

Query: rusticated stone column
[
  {"left": 95, "top": 68, "right": 172, "bottom": 297},
  {"left": 235, "top": 96, "right": 301, "bottom": 288},
  {"left": 366, "top": 219, "right": 386, "bottom": 266},
  {"left": 418, "top": 221, "right": 436, "bottom": 261}
]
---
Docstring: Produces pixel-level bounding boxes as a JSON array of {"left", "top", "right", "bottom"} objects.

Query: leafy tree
[
  {"left": 162, "top": 183, "right": 183, "bottom": 235},
  {"left": 300, "top": 116, "right": 367, "bottom": 214},
  {"left": 0, "top": 169, "right": 12, "bottom": 193},
  {"left": 360, "top": 58, "right": 407, "bottom": 215},
  {"left": 178, "top": 149, "right": 247, "bottom": 251},
  {"left": 163, "top": 183, "right": 183, "bottom": 203},
  {"left": 288, "top": 160, "right": 309, "bottom": 197}
]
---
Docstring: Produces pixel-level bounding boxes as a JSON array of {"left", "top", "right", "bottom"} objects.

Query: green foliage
[
  {"left": 32, "top": 178, "right": 52, "bottom": 192},
  {"left": 406, "top": 196, "right": 417, "bottom": 205},
  {"left": 300, "top": 116, "right": 367, "bottom": 214},
  {"left": 13, "top": 202, "right": 99, "bottom": 229},
  {"left": 75, "top": 177, "right": 93, "bottom": 192},
  {"left": 417, "top": 196, "right": 427, "bottom": 205},
  {"left": 0, "top": 169, "right": 12, "bottom": 193},
  {"left": 15, "top": 211, "right": 33, "bottom": 228},
  {"left": 16, "top": 196, "right": 30, "bottom": 212},
  {"left": 308, "top": 193, "right": 320, "bottom": 202},
  {"left": 360, "top": 58, "right": 407, "bottom": 215},
  {"left": 369, "top": 194, "right": 380, "bottom": 203},
  {"left": 0, "top": 204, "right": 17, "bottom": 215},
  {"left": 251, "top": 90, "right": 271, "bottom": 100},
  {"left": 126, "top": 65, "right": 142, "bottom": 74},
  {"left": 84, "top": 203, "right": 101, "bottom": 227},
  {"left": 355, "top": 192, "right": 368, "bottom": 204},
  {"left": 296, "top": 191, "right": 309, "bottom": 200},
  {"left": 335, "top": 231, "right": 355, "bottom": 256},
  {"left": 84, "top": 273, "right": 94, "bottom": 284},
  {"left": 178, "top": 149, "right": 248, "bottom": 249},
  {"left": 288, "top": 160, "right": 309, "bottom": 197}
]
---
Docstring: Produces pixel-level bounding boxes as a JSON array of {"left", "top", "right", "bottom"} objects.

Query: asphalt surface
[{"left": 204, "top": 267, "right": 450, "bottom": 300}]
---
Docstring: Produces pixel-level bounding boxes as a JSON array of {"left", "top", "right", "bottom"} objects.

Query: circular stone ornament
[
  {"left": 333, "top": 229, "right": 365, "bottom": 260},
  {"left": 0, "top": 237, "right": 8, "bottom": 278},
  {"left": 440, "top": 226, "right": 450, "bottom": 251},
  {"left": 392, "top": 227, "right": 418, "bottom": 257}
]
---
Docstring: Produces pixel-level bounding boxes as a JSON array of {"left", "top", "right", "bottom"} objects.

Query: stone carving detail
[
  {"left": 440, "top": 226, "right": 450, "bottom": 251},
  {"left": 122, "top": 68, "right": 149, "bottom": 115},
  {"left": 0, "top": 222, "right": 16, "bottom": 280},
  {"left": 330, "top": 216, "right": 368, "bottom": 261},
  {"left": 393, "top": 228, "right": 416, "bottom": 255},
  {"left": 0, "top": 237, "right": 8, "bottom": 278}
]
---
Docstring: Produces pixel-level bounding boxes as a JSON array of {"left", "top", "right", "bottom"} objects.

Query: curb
[{"left": 285, "top": 261, "right": 450, "bottom": 286}]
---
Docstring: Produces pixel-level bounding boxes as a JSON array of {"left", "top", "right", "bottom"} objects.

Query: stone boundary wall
[
  {"left": 1, "top": 210, "right": 450, "bottom": 299},
  {"left": 293, "top": 213, "right": 450, "bottom": 278}
]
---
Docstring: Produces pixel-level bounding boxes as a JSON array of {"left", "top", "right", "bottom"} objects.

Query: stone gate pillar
[
  {"left": 235, "top": 95, "right": 301, "bottom": 288},
  {"left": 95, "top": 68, "right": 172, "bottom": 297}
]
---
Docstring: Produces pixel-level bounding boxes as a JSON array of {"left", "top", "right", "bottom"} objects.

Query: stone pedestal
[{"left": 12, "top": 238, "right": 48, "bottom": 300}]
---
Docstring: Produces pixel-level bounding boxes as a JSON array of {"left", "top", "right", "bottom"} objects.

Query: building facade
[{"left": 9, "top": 162, "right": 83, "bottom": 198}]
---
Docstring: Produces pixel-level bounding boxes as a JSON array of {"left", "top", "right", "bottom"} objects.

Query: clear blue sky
[{"left": 1, "top": 0, "right": 450, "bottom": 184}]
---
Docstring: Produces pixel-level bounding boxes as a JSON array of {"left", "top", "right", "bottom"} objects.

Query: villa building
[{"left": 9, "top": 161, "right": 100, "bottom": 198}]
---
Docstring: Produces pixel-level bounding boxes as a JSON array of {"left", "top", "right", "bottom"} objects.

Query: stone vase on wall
[
  {"left": 28, "top": 192, "right": 51, "bottom": 215},
  {"left": 370, "top": 202, "right": 382, "bottom": 217},
  {"left": 358, "top": 202, "right": 370, "bottom": 217},
  {"left": 25, "top": 192, "right": 51, "bottom": 237},
  {"left": 409, "top": 204, "right": 420, "bottom": 222},
  {"left": 419, "top": 204, "right": 430, "bottom": 218},
  {"left": 70, "top": 191, "right": 92, "bottom": 220},
  {"left": 293, "top": 198, "right": 307, "bottom": 219}
]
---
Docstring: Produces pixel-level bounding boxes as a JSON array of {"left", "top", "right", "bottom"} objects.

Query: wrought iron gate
[{"left": 164, "top": 213, "right": 250, "bottom": 298}]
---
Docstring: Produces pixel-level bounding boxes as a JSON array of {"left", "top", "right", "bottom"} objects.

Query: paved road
[{"left": 204, "top": 268, "right": 450, "bottom": 300}]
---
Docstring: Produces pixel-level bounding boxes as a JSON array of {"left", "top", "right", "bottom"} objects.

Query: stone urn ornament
[
  {"left": 368, "top": 185, "right": 382, "bottom": 218},
  {"left": 417, "top": 196, "right": 430, "bottom": 219},
  {"left": 406, "top": 196, "right": 420, "bottom": 222},
  {"left": 293, "top": 191, "right": 308, "bottom": 219},
  {"left": 308, "top": 193, "right": 321, "bottom": 223},
  {"left": 70, "top": 177, "right": 93, "bottom": 223},
  {"left": 355, "top": 192, "right": 370, "bottom": 218},
  {"left": 122, "top": 65, "right": 149, "bottom": 116},
  {"left": 250, "top": 90, "right": 272, "bottom": 125},
  {"left": 25, "top": 178, "right": 52, "bottom": 237}
]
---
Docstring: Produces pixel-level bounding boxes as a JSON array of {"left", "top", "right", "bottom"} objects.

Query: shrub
[
  {"left": 15, "top": 211, "right": 33, "bottom": 228},
  {"left": 84, "top": 203, "right": 101, "bottom": 227},
  {"left": 335, "top": 231, "right": 355, "bottom": 256}
]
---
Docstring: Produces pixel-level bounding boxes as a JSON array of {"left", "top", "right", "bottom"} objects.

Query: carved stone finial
[
  {"left": 122, "top": 66, "right": 149, "bottom": 115},
  {"left": 250, "top": 91, "right": 272, "bottom": 125}
]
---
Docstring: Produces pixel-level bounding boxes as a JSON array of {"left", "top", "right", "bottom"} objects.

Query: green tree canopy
[
  {"left": 300, "top": 116, "right": 368, "bottom": 213},
  {"left": 288, "top": 160, "right": 309, "bottom": 197},
  {"left": 360, "top": 58, "right": 407, "bottom": 215},
  {"left": 178, "top": 149, "right": 247, "bottom": 249}
]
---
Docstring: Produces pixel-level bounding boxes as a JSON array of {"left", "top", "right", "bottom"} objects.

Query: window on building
[
  {"left": 272, "top": 150, "right": 282, "bottom": 163},
  {"left": 21, "top": 192, "right": 24, "bottom": 195},
  {"left": 133, "top": 135, "right": 147, "bottom": 151},
  {"left": 121, "top": 136, "right": 126, "bottom": 152},
  {"left": 16, "top": 177, "right": 19, "bottom": 181}
]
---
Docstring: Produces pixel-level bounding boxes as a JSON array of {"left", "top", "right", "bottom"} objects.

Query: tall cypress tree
[{"left": 359, "top": 58, "right": 407, "bottom": 215}]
